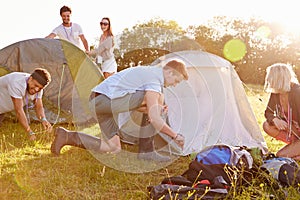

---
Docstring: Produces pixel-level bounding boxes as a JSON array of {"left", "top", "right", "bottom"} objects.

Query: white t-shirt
[
  {"left": 0, "top": 72, "right": 43, "bottom": 114},
  {"left": 52, "top": 23, "right": 84, "bottom": 49},
  {"left": 92, "top": 66, "right": 164, "bottom": 99}
]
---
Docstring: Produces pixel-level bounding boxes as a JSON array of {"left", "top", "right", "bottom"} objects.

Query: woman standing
[
  {"left": 87, "top": 17, "right": 117, "bottom": 78},
  {"left": 263, "top": 63, "right": 300, "bottom": 160}
]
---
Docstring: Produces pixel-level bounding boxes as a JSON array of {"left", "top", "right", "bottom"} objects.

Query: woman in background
[
  {"left": 87, "top": 17, "right": 117, "bottom": 79},
  {"left": 263, "top": 63, "right": 300, "bottom": 160}
]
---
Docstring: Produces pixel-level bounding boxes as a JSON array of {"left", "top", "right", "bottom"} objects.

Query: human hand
[
  {"left": 161, "top": 105, "right": 168, "bottom": 115},
  {"left": 42, "top": 120, "right": 52, "bottom": 133},
  {"left": 173, "top": 133, "right": 185, "bottom": 149},
  {"left": 85, "top": 51, "right": 91, "bottom": 56},
  {"left": 273, "top": 118, "right": 288, "bottom": 131},
  {"left": 29, "top": 134, "right": 36, "bottom": 141}
]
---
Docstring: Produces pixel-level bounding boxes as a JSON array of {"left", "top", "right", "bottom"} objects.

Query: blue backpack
[
  {"left": 182, "top": 144, "right": 254, "bottom": 185},
  {"left": 148, "top": 144, "right": 256, "bottom": 200}
]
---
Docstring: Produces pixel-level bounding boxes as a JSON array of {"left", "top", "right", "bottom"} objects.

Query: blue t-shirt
[{"left": 92, "top": 66, "right": 164, "bottom": 99}]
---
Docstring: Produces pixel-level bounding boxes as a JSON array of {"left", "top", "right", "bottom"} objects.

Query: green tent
[{"left": 0, "top": 38, "right": 103, "bottom": 124}]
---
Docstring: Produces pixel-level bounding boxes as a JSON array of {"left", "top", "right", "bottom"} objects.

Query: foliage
[
  {"left": 115, "top": 16, "right": 300, "bottom": 84},
  {"left": 116, "top": 48, "right": 170, "bottom": 71},
  {"left": 118, "top": 17, "right": 185, "bottom": 54},
  {"left": 116, "top": 17, "right": 202, "bottom": 71},
  {"left": 189, "top": 16, "right": 300, "bottom": 84}
]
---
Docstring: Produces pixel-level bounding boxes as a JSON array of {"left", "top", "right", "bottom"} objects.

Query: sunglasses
[{"left": 100, "top": 22, "right": 109, "bottom": 26}]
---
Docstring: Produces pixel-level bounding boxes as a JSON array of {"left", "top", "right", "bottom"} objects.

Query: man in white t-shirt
[
  {"left": 51, "top": 59, "right": 188, "bottom": 161},
  {"left": 46, "top": 5, "right": 89, "bottom": 51},
  {"left": 0, "top": 68, "right": 52, "bottom": 140}
]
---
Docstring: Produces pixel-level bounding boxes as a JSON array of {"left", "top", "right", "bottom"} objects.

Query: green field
[{"left": 1, "top": 84, "right": 299, "bottom": 200}]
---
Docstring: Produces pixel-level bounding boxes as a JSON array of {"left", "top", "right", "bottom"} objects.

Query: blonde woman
[
  {"left": 87, "top": 17, "right": 117, "bottom": 79},
  {"left": 263, "top": 63, "right": 300, "bottom": 159}
]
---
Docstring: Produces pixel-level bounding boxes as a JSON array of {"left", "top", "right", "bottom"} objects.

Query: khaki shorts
[{"left": 89, "top": 91, "right": 145, "bottom": 140}]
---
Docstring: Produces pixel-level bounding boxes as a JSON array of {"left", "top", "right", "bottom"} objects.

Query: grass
[{"left": 1, "top": 84, "right": 300, "bottom": 199}]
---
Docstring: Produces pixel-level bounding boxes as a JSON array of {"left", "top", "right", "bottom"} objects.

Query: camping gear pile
[{"left": 148, "top": 144, "right": 300, "bottom": 199}]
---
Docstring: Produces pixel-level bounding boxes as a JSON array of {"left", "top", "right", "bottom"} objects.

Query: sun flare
[{"left": 252, "top": 1, "right": 300, "bottom": 36}]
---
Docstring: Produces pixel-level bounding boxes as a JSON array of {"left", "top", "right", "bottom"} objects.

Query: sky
[{"left": 1, "top": 0, "right": 300, "bottom": 49}]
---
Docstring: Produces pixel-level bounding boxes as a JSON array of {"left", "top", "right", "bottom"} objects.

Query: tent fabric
[
  {"left": 0, "top": 38, "right": 103, "bottom": 124},
  {"left": 119, "top": 50, "right": 268, "bottom": 155},
  {"left": 0, "top": 40, "right": 267, "bottom": 156}
]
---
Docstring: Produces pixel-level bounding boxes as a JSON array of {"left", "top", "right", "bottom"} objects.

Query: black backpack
[
  {"left": 261, "top": 154, "right": 300, "bottom": 186},
  {"left": 148, "top": 144, "right": 257, "bottom": 200},
  {"left": 182, "top": 144, "right": 254, "bottom": 186}
]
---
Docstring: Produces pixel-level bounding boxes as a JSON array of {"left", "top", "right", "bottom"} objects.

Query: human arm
[
  {"left": 86, "top": 36, "right": 112, "bottom": 57},
  {"left": 45, "top": 33, "right": 56, "bottom": 39},
  {"left": 145, "top": 91, "right": 184, "bottom": 148},
  {"left": 264, "top": 93, "right": 278, "bottom": 125},
  {"left": 35, "top": 98, "right": 52, "bottom": 133},
  {"left": 145, "top": 91, "right": 177, "bottom": 139},
  {"left": 265, "top": 93, "right": 289, "bottom": 131},
  {"left": 79, "top": 34, "right": 89, "bottom": 51},
  {"left": 11, "top": 97, "right": 36, "bottom": 140},
  {"left": 136, "top": 104, "right": 147, "bottom": 113}
]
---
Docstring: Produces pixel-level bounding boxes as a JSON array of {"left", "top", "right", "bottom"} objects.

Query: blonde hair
[
  {"left": 164, "top": 59, "right": 189, "bottom": 80},
  {"left": 264, "top": 63, "right": 299, "bottom": 93}
]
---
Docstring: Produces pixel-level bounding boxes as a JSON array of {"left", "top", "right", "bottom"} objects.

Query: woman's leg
[
  {"left": 263, "top": 120, "right": 300, "bottom": 143},
  {"left": 263, "top": 121, "right": 292, "bottom": 143},
  {"left": 263, "top": 121, "right": 281, "bottom": 138},
  {"left": 276, "top": 140, "right": 300, "bottom": 158}
]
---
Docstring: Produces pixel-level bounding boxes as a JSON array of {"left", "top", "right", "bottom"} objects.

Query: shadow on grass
[
  {"left": 2, "top": 115, "right": 299, "bottom": 199},
  {"left": 1, "top": 144, "right": 175, "bottom": 199},
  {"left": 0, "top": 121, "right": 186, "bottom": 200}
]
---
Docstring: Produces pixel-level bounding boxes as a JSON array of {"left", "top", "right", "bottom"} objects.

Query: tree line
[{"left": 111, "top": 16, "right": 300, "bottom": 84}]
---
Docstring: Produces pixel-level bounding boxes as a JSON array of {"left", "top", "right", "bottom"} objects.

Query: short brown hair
[
  {"left": 31, "top": 68, "right": 51, "bottom": 87},
  {"left": 164, "top": 59, "right": 188, "bottom": 80},
  {"left": 60, "top": 5, "right": 72, "bottom": 15}
]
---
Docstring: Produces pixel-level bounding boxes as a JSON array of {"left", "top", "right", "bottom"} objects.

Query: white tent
[{"left": 119, "top": 50, "right": 268, "bottom": 156}]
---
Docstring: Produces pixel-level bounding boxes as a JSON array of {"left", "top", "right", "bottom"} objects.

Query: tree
[
  {"left": 190, "top": 16, "right": 300, "bottom": 84},
  {"left": 116, "top": 17, "right": 198, "bottom": 70}
]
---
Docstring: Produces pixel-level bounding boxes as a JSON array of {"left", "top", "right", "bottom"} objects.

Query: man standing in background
[{"left": 46, "top": 5, "right": 89, "bottom": 51}]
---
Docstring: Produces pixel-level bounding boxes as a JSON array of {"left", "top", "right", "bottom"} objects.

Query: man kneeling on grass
[
  {"left": 0, "top": 68, "right": 52, "bottom": 140},
  {"left": 51, "top": 59, "right": 188, "bottom": 161}
]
